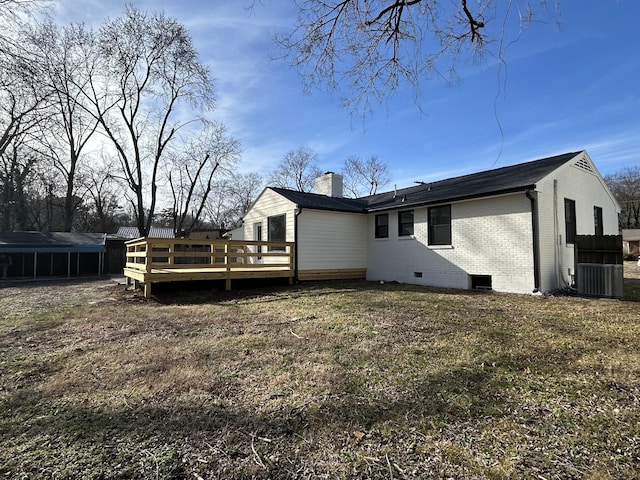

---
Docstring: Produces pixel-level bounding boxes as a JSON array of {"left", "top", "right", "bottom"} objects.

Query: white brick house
[{"left": 243, "top": 151, "right": 620, "bottom": 294}]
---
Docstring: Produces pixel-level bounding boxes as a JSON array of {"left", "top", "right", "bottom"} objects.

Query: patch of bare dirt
[{"left": 0, "top": 278, "right": 130, "bottom": 321}]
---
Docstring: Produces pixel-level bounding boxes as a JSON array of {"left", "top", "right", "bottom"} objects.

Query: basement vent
[
  {"left": 470, "top": 275, "right": 492, "bottom": 290},
  {"left": 414, "top": 271, "right": 423, "bottom": 278},
  {"left": 577, "top": 263, "right": 623, "bottom": 298},
  {"left": 574, "top": 156, "right": 594, "bottom": 174}
]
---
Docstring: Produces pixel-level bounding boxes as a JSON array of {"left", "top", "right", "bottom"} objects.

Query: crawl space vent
[{"left": 471, "top": 275, "right": 492, "bottom": 290}]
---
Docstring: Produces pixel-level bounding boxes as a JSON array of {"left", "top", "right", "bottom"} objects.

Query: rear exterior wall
[
  {"left": 297, "top": 209, "right": 367, "bottom": 273},
  {"left": 366, "top": 193, "right": 536, "bottom": 294},
  {"left": 535, "top": 158, "right": 620, "bottom": 293}
]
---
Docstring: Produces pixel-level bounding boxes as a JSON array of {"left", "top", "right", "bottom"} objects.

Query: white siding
[
  {"left": 297, "top": 210, "right": 367, "bottom": 270},
  {"left": 242, "top": 189, "right": 296, "bottom": 265},
  {"left": 366, "top": 193, "right": 536, "bottom": 294},
  {"left": 242, "top": 189, "right": 297, "bottom": 242},
  {"left": 243, "top": 189, "right": 367, "bottom": 274},
  {"left": 535, "top": 152, "right": 620, "bottom": 292}
]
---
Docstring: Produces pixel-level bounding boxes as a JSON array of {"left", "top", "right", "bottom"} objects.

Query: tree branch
[{"left": 461, "top": 0, "right": 485, "bottom": 43}]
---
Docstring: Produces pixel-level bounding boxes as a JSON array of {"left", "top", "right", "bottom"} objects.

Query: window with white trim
[{"left": 268, "top": 214, "right": 285, "bottom": 251}]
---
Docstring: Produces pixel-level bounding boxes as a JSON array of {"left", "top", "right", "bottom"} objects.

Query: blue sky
[{"left": 51, "top": 1, "right": 640, "bottom": 190}]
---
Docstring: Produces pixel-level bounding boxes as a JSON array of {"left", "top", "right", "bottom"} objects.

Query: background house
[
  {"left": 623, "top": 229, "right": 640, "bottom": 259},
  {"left": 243, "top": 151, "right": 620, "bottom": 294}
]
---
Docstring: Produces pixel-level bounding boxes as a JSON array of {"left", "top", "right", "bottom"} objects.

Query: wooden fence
[
  {"left": 575, "top": 235, "right": 623, "bottom": 265},
  {"left": 574, "top": 235, "right": 623, "bottom": 298}
]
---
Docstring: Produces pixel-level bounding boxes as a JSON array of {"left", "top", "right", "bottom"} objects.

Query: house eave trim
[{"left": 365, "top": 185, "right": 537, "bottom": 213}]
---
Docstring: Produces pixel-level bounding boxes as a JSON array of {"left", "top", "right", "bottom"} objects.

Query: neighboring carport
[{"left": 0, "top": 232, "right": 106, "bottom": 280}]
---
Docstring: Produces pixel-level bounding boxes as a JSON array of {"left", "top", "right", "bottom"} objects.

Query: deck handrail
[{"left": 124, "top": 238, "right": 295, "bottom": 274}]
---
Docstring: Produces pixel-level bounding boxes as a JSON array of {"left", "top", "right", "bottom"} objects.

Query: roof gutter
[
  {"left": 526, "top": 190, "right": 541, "bottom": 292},
  {"left": 365, "top": 185, "right": 538, "bottom": 213}
]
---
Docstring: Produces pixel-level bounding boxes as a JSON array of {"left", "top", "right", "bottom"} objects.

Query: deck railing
[{"left": 124, "top": 238, "right": 295, "bottom": 297}]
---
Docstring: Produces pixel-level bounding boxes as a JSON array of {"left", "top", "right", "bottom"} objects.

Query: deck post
[
  {"left": 145, "top": 239, "right": 153, "bottom": 274},
  {"left": 289, "top": 243, "right": 295, "bottom": 285},
  {"left": 144, "top": 281, "right": 151, "bottom": 298},
  {"left": 224, "top": 241, "right": 231, "bottom": 291}
]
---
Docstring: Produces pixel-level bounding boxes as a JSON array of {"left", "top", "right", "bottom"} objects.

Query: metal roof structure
[
  {"left": 116, "top": 226, "right": 175, "bottom": 239},
  {"left": 0, "top": 232, "right": 106, "bottom": 253},
  {"left": 0, "top": 232, "right": 107, "bottom": 280}
]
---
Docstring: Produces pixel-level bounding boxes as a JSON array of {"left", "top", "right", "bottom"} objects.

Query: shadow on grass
[
  {"left": 2, "top": 277, "right": 638, "bottom": 478},
  {"left": 0, "top": 334, "right": 611, "bottom": 479},
  {"left": 149, "top": 277, "right": 501, "bottom": 306}
]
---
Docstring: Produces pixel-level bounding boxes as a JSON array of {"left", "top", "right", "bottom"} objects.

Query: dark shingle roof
[
  {"left": 270, "top": 188, "right": 368, "bottom": 213},
  {"left": 362, "top": 151, "right": 581, "bottom": 211},
  {"left": 270, "top": 151, "right": 582, "bottom": 213}
]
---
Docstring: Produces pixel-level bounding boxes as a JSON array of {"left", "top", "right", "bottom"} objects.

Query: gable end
[{"left": 573, "top": 154, "right": 595, "bottom": 174}]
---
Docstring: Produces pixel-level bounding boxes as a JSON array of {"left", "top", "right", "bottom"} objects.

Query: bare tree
[
  {"left": 205, "top": 171, "right": 264, "bottom": 229},
  {"left": 0, "top": 28, "right": 51, "bottom": 231},
  {"left": 342, "top": 154, "right": 390, "bottom": 197},
  {"left": 27, "top": 21, "right": 100, "bottom": 231},
  {"left": 268, "top": 147, "right": 323, "bottom": 192},
  {"left": 203, "top": 179, "right": 232, "bottom": 229},
  {"left": 0, "top": 141, "right": 40, "bottom": 231},
  {"left": 84, "top": 159, "right": 124, "bottom": 233},
  {"left": 85, "top": 5, "right": 214, "bottom": 237},
  {"left": 0, "top": 0, "right": 44, "bottom": 57},
  {"left": 605, "top": 167, "right": 640, "bottom": 229},
  {"left": 275, "top": 0, "right": 555, "bottom": 114},
  {"left": 226, "top": 172, "right": 264, "bottom": 221},
  {"left": 167, "top": 122, "right": 240, "bottom": 237}
]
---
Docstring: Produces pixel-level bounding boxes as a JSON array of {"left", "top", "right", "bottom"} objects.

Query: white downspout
[{"left": 553, "top": 179, "right": 561, "bottom": 288}]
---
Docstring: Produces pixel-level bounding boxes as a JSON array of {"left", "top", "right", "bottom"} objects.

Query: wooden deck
[{"left": 124, "top": 238, "right": 294, "bottom": 298}]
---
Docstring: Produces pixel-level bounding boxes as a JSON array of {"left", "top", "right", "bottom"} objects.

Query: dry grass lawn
[{"left": 0, "top": 263, "right": 639, "bottom": 479}]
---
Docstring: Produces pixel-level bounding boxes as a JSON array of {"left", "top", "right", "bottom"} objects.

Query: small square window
[{"left": 398, "top": 210, "right": 414, "bottom": 237}]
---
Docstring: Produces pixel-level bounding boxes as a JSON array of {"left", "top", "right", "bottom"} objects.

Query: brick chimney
[{"left": 314, "top": 172, "right": 343, "bottom": 198}]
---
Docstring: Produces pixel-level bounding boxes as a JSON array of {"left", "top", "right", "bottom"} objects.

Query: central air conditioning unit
[{"left": 577, "top": 263, "right": 623, "bottom": 299}]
